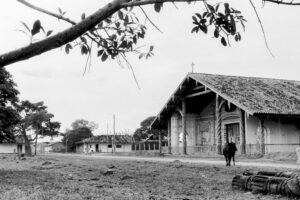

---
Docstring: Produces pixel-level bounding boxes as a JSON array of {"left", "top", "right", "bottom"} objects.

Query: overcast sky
[{"left": 1, "top": 0, "right": 300, "bottom": 134}]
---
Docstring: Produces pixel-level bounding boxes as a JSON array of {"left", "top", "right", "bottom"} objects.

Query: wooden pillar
[
  {"left": 223, "top": 125, "right": 229, "bottom": 144},
  {"left": 159, "top": 132, "right": 162, "bottom": 154},
  {"left": 240, "top": 109, "right": 246, "bottom": 154},
  {"left": 182, "top": 99, "right": 187, "bottom": 155},
  {"left": 174, "top": 116, "right": 179, "bottom": 154},
  {"left": 259, "top": 118, "right": 265, "bottom": 155},
  {"left": 167, "top": 119, "right": 171, "bottom": 154},
  {"left": 215, "top": 95, "right": 222, "bottom": 154}
]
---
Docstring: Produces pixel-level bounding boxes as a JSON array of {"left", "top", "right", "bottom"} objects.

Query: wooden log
[
  {"left": 233, "top": 174, "right": 300, "bottom": 198},
  {"left": 243, "top": 170, "right": 300, "bottom": 178},
  {"left": 287, "top": 178, "right": 300, "bottom": 197},
  {"left": 232, "top": 175, "right": 251, "bottom": 190}
]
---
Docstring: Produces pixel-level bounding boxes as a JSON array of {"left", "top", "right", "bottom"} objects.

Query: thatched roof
[
  {"left": 78, "top": 135, "right": 133, "bottom": 144},
  {"left": 190, "top": 73, "right": 300, "bottom": 115},
  {"left": 151, "top": 73, "right": 300, "bottom": 128}
]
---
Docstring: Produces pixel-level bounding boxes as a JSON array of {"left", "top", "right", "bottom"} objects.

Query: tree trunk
[{"left": 21, "top": 127, "right": 32, "bottom": 155}]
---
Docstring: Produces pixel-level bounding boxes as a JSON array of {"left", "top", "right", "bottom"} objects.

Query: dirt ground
[{"left": 0, "top": 154, "right": 298, "bottom": 200}]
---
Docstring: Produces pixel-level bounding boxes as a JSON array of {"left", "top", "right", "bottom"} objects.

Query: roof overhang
[
  {"left": 151, "top": 73, "right": 258, "bottom": 129},
  {"left": 151, "top": 73, "right": 300, "bottom": 129}
]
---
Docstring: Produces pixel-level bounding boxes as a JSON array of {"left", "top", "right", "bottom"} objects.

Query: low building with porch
[
  {"left": 0, "top": 135, "right": 26, "bottom": 154},
  {"left": 49, "top": 142, "right": 65, "bottom": 152},
  {"left": 151, "top": 73, "right": 300, "bottom": 155},
  {"left": 76, "top": 135, "right": 134, "bottom": 153}
]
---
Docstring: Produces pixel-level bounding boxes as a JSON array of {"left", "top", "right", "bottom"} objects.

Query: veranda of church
[{"left": 151, "top": 73, "right": 300, "bottom": 155}]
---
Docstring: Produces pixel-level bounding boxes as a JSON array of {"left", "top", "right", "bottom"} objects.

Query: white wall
[
  {"left": 0, "top": 144, "right": 17, "bottom": 153},
  {"left": 171, "top": 113, "right": 180, "bottom": 154},
  {"left": 246, "top": 115, "right": 300, "bottom": 153},
  {"left": 83, "top": 143, "right": 132, "bottom": 153}
]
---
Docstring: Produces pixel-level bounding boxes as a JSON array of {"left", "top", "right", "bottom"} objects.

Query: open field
[{"left": 0, "top": 154, "right": 298, "bottom": 200}]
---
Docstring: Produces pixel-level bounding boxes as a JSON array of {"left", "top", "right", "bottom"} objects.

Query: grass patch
[{"left": 0, "top": 154, "right": 297, "bottom": 199}]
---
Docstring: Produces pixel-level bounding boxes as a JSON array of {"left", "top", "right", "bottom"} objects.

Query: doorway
[
  {"left": 226, "top": 123, "right": 240, "bottom": 144},
  {"left": 95, "top": 144, "right": 99, "bottom": 152}
]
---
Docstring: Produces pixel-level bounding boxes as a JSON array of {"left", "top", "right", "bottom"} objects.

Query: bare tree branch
[
  {"left": 264, "top": 0, "right": 300, "bottom": 5},
  {"left": 121, "top": 0, "right": 204, "bottom": 7},
  {"left": 17, "top": 0, "right": 76, "bottom": 25},
  {"left": 0, "top": 0, "right": 122, "bottom": 67},
  {"left": 120, "top": 53, "right": 141, "bottom": 90},
  {"left": 17, "top": 0, "right": 103, "bottom": 48},
  {"left": 0, "top": 0, "right": 202, "bottom": 68},
  {"left": 248, "top": 0, "right": 274, "bottom": 57},
  {"left": 139, "top": 6, "right": 163, "bottom": 33}
]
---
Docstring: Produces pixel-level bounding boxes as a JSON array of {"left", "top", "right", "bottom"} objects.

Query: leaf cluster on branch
[
  {"left": 192, "top": 2, "right": 245, "bottom": 46},
  {"left": 1, "top": 0, "right": 298, "bottom": 69}
]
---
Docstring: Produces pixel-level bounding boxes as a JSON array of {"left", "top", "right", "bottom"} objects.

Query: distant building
[
  {"left": 32, "top": 135, "right": 63, "bottom": 154},
  {"left": 76, "top": 135, "right": 134, "bottom": 153},
  {"left": 151, "top": 73, "right": 300, "bottom": 155},
  {"left": 0, "top": 135, "right": 26, "bottom": 154},
  {"left": 49, "top": 142, "right": 65, "bottom": 152}
]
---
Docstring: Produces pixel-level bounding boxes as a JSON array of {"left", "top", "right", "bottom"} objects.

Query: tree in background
[
  {"left": 134, "top": 116, "right": 166, "bottom": 141},
  {"left": 62, "top": 127, "right": 93, "bottom": 152},
  {"left": 16, "top": 100, "right": 61, "bottom": 155},
  {"left": 0, "top": 68, "right": 20, "bottom": 143},
  {"left": 71, "top": 119, "right": 98, "bottom": 133}
]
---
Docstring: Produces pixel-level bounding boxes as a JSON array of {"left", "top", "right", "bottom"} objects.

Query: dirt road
[{"left": 48, "top": 153, "right": 298, "bottom": 169}]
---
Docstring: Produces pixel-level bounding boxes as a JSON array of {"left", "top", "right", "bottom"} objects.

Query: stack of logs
[{"left": 232, "top": 170, "right": 300, "bottom": 197}]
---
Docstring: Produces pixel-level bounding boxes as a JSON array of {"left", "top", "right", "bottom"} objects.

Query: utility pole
[
  {"left": 106, "top": 123, "right": 109, "bottom": 153},
  {"left": 113, "top": 115, "right": 116, "bottom": 153},
  {"left": 65, "top": 133, "right": 67, "bottom": 153}
]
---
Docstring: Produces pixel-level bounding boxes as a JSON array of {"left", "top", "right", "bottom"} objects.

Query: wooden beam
[
  {"left": 176, "top": 108, "right": 183, "bottom": 116},
  {"left": 189, "top": 85, "right": 205, "bottom": 92},
  {"left": 167, "top": 119, "right": 171, "bottom": 154},
  {"left": 240, "top": 109, "right": 246, "bottom": 154},
  {"left": 182, "top": 99, "right": 187, "bottom": 155},
  {"left": 215, "top": 95, "right": 222, "bottom": 155},
  {"left": 259, "top": 118, "right": 265, "bottom": 155},
  {"left": 172, "top": 95, "right": 176, "bottom": 101},
  {"left": 185, "top": 90, "right": 211, "bottom": 98},
  {"left": 179, "top": 85, "right": 187, "bottom": 91}
]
